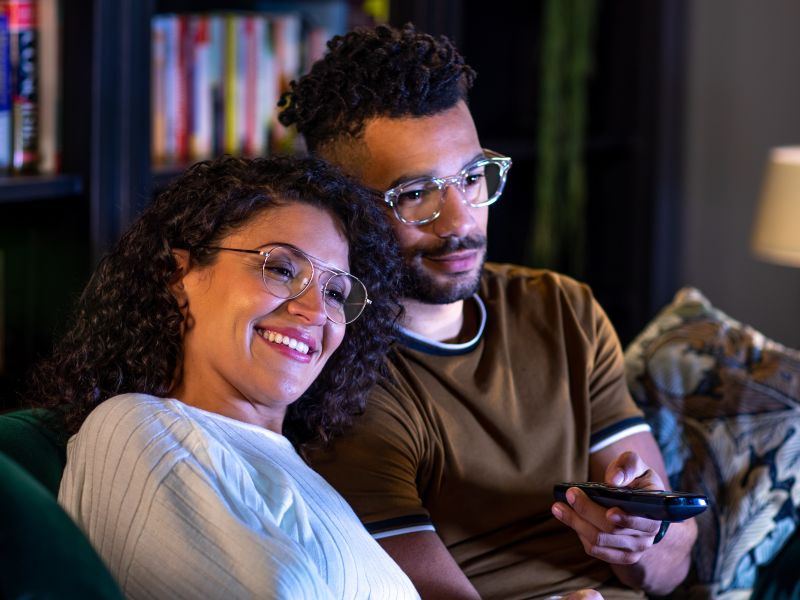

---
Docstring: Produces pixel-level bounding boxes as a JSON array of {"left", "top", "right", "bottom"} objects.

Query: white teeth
[{"left": 259, "top": 329, "right": 310, "bottom": 355}]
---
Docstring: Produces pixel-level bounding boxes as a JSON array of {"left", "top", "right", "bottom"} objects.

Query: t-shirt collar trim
[{"left": 398, "top": 294, "right": 486, "bottom": 356}]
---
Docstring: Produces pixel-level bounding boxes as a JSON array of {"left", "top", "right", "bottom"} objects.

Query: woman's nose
[{"left": 285, "top": 283, "right": 329, "bottom": 326}]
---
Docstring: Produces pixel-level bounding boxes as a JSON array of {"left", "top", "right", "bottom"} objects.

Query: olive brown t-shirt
[{"left": 309, "top": 265, "right": 648, "bottom": 599}]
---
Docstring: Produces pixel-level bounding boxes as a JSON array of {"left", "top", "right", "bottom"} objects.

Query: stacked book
[
  {"left": 152, "top": 11, "right": 328, "bottom": 167},
  {"left": 0, "top": 0, "right": 59, "bottom": 175}
]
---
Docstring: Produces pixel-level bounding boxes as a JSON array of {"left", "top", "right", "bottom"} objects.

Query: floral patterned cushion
[{"left": 624, "top": 287, "right": 800, "bottom": 600}]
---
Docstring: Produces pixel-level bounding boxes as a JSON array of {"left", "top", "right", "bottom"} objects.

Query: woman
[{"left": 29, "top": 155, "right": 418, "bottom": 598}]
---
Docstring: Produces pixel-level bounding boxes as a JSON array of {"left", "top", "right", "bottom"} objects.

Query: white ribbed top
[{"left": 58, "top": 393, "right": 419, "bottom": 600}]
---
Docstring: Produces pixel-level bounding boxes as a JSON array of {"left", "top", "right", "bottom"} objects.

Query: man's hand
[
  {"left": 551, "top": 451, "right": 666, "bottom": 564},
  {"left": 562, "top": 590, "right": 604, "bottom": 600},
  {"left": 551, "top": 434, "right": 698, "bottom": 595}
]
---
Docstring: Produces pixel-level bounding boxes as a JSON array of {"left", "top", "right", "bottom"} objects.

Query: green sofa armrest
[
  {"left": 0, "top": 450, "right": 123, "bottom": 599},
  {"left": 0, "top": 408, "right": 67, "bottom": 495}
]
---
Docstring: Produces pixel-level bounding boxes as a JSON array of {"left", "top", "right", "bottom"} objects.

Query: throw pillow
[{"left": 624, "top": 287, "right": 800, "bottom": 600}]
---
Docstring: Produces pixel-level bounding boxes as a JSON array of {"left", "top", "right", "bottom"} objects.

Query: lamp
[{"left": 752, "top": 146, "right": 800, "bottom": 267}]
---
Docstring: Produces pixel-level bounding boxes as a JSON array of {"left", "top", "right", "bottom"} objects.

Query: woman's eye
[
  {"left": 324, "top": 287, "right": 346, "bottom": 306},
  {"left": 263, "top": 262, "right": 295, "bottom": 281}
]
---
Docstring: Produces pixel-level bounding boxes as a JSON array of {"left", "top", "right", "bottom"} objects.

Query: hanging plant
[{"left": 528, "top": 0, "right": 598, "bottom": 277}]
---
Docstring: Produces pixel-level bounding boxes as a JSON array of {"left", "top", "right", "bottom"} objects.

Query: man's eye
[
  {"left": 397, "top": 189, "right": 425, "bottom": 204},
  {"left": 464, "top": 171, "right": 485, "bottom": 187}
]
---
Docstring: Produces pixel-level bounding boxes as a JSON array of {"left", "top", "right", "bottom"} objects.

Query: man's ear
[{"left": 169, "top": 248, "right": 191, "bottom": 308}]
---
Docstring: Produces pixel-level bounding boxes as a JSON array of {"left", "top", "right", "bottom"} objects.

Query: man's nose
[{"left": 431, "top": 185, "right": 477, "bottom": 238}]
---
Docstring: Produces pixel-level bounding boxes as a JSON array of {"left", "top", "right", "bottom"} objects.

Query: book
[
  {"left": 222, "top": 13, "right": 237, "bottom": 155},
  {"left": 8, "top": 0, "right": 39, "bottom": 174},
  {"left": 256, "top": 14, "right": 274, "bottom": 157},
  {"left": 0, "top": 8, "right": 12, "bottom": 172},
  {"left": 269, "top": 12, "right": 301, "bottom": 154},
  {"left": 190, "top": 14, "right": 211, "bottom": 160},
  {"left": 151, "top": 9, "right": 323, "bottom": 164},
  {"left": 151, "top": 15, "right": 167, "bottom": 164},
  {"left": 175, "top": 13, "right": 191, "bottom": 162},
  {"left": 37, "top": 0, "right": 58, "bottom": 173}
]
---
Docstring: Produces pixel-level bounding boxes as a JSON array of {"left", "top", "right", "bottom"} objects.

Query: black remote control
[{"left": 553, "top": 482, "right": 708, "bottom": 522}]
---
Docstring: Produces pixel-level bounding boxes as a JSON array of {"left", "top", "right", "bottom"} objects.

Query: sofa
[
  {"left": 0, "top": 410, "right": 123, "bottom": 599},
  {"left": 1, "top": 287, "right": 799, "bottom": 598},
  {"left": 625, "top": 287, "right": 800, "bottom": 599}
]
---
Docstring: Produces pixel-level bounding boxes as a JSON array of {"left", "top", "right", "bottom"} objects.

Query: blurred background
[{"left": 1, "top": 0, "right": 799, "bottom": 410}]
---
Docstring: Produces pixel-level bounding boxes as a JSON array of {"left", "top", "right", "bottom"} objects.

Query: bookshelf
[
  {"left": 0, "top": 0, "right": 360, "bottom": 410},
  {"left": 0, "top": 174, "right": 81, "bottom": 201}
]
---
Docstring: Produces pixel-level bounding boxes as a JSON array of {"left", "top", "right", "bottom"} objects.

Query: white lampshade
[{"left": 752, "top": 146, "right": 800, "bottom": 267}]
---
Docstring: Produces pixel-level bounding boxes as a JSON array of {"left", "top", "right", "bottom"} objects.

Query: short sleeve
[
  {"left": 581, "top": 290, "right": 649, "bottom": 451},
  {"left": 307, "top": 375, "right": 436, "bottom": 538}
]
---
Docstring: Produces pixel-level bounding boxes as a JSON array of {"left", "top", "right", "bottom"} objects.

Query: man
[{"left": 278, "top": 23, "right": 697, "bottom": 599}]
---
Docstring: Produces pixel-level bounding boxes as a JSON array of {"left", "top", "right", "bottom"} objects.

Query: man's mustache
[{"left": 412, "top": 235, "right": 487, "bottom": 259}]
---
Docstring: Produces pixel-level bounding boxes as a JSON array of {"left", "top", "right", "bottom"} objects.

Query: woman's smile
[{"left": 255, "top": 326, "right": 317, "bottom": 362}]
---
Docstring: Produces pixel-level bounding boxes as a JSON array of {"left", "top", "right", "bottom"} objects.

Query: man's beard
[{"left": 401, "top": 235, "right": 487, "bottom": 304}]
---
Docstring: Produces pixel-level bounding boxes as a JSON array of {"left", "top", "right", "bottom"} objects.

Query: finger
[
  {"left": 605, "top": 451, "right": 647, "bottom": 486},
  {"left": 581, "top": 534, "right": 647, "bottom": 566},
  {"left": 563, "top": 487, "right": 613, "bottom": 528},
  {"left": 564, "top": 590, "right": 604, "bottom": 600},
  {"left": 551, "top": 496, "right": 603, "bottom": 543},
  {"left": 554, "top": 501, "right": 653, "bottom": 564},
  {"left": 606, "top": 508, "right": 663, "bottom": 536},
  {"left": 605, "top": 453, "right": 667, "bottom": 490}
]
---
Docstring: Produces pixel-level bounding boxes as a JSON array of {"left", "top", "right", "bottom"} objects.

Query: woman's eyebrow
[{"left": 256, "top": 242, "right": 351, "bottom": 275}]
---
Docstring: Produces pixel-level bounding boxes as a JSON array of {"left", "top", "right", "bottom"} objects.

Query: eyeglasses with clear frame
[
  {"left": 198, "top": 243, "right": 371, "bottom": 325},
  {"left": 383, "top": 148, "right": 512, "bottom": 225}
]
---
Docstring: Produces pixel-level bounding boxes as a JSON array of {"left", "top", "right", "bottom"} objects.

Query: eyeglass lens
[
  {"left": 261, "top": 245, "right": 368, "bottom": 324},
  {"left": 395, "top": 160, "right": 505, "bottom": 223}
]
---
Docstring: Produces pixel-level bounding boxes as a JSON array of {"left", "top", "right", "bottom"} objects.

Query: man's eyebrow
[{"left": 386, "top": 152, "right": 486, "bottom": 190}]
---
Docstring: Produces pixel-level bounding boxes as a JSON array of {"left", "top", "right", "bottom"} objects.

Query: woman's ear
[{"left": 169, "top": 248, "right": 191, "bottom": 308}]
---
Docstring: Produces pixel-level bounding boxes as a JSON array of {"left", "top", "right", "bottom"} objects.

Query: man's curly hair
[
  {"left": 28, "top": 155, "right": 402, "bottom": 448},
  {"left": 278, "top": 23, "right": 476, "bottom": 152}
]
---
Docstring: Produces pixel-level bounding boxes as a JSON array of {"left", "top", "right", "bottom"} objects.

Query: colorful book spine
[
  {"left": 151, "top": 9, "right": 319, "bottom": 164},
  {"left": 174, "top": 13, "right": 190, "bottom": 162},
  {"left": 257, "top": 15, "right": 275, "bottom": 157},
  {"left": 151, "top": 15, "right": 167, "bottom": 164},
  {"left": 269, "top": 13, "right": 301, "bottom": 154},
  {"left": 8, "top": 0, "right": 38, "bottom": 174},
  {"left": 162, "top": 14, "right": 178, "bottom": 162},
  {"left": 0, "top": 8, "right": 12, "bottom": 172},
  {"left": 207, "top": 14, "right": 224, "bottom": 157},
  {"left": 234, "top": 14, "right": 247, "bottom": 155},
  {"left": 243, "top": 14, "right": 257, "bottom": 156},
  {"left": 223, "top": 13, "right": 237, "bottom": 155},
  {"left": 37, "top": 0, "right": 58, "bottom": 173},
  {"left": 190, "top": 14, "right": 211, "bottom": 160}
]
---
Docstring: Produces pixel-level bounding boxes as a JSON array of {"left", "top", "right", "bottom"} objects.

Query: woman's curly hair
[
  {"left": 278, "top": 22, "right": 476, "bottom": 152},
  {"left": 28, "top": 155, "right": 402, "bottom": 448}
]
